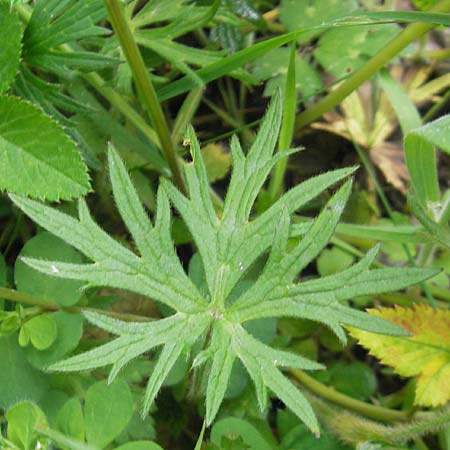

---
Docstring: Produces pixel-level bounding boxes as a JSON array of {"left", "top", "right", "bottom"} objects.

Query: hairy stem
[
  {"left": 268, "top": 42, "right": 297, "bottom": 201},
  {"left": 295, "top": 0, "right": 450, "bottom": 132},
  {"left": 104, "top": 0, "right": 186, "bottom": 193},
  {"left": 309, "top": 394, "right": 450, "bottom": 446}
]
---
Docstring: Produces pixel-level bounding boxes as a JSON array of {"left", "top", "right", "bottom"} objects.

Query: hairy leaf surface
[{"left": 10, "top": 93, "right": 438, "bottom": 433}]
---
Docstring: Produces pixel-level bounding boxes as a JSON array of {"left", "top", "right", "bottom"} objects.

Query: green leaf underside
[
  {"left": 0, "top": 96, "right": 90, "bottom": 200},
  {"left": 9, "top": 93, "right": 437, "bottom": 433}
]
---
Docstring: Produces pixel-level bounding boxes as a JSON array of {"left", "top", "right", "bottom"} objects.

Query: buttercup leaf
[{"left": 10, "top": 93, "right": 438, "bottom": 433}]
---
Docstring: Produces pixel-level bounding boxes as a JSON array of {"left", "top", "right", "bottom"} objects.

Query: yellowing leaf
[{"left": 349, "top": 305, "right": 450, "bottom": 407}]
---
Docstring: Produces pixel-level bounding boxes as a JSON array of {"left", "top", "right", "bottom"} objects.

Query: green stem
[
  {"left": 268, "top": 42, "right": 297, "bottom": 202},
  {"left": 0, "top": 287, "right": 152, "bottom": 323},
  {"left": 295, "top": 0, "right": 450, "bottom": 132},
  {"left": 291, "top": 369, "right": 410, "bottom": 422},
  {"left": 424, "top": 87, "right": 450, "bottom": 123},
  {"left": 172, "top": 87, "right": 204, "bottom": 145},
  {"left": 104, "top": 0, "right": 186, "bottom": 193},
  {"left": 81, "top": 71, "right": 160, "bottom": 147}
]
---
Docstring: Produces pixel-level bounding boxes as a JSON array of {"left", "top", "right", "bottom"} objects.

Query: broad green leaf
[
  {"left": 252, "top": 47, "right": 322, "bottom": 100},
  {"left": 15, "top": 232, "right": 85, "bottom": 306},
  {"left": 377, "top": 70, "right": 422, "bottom": 135},
  {"left": 0, "top": 4, "right": 22, "bottom": 94},
  {"left": 25, "top": 311, "right": 83, "bottom": 369},
  {"left": 316, "top": 361, "right": 377, "bottom": 401},
  {"left": 280, "top": 0, "right": 358, "bottom": 43},
  {"left": 0, "top": 334, "right": 49, "bottom": 409},
  {"left": 317, "top": 247, "right": 355, "bottom": 276},
  {"left": 6, "top": 402, "right": 48, "bottom": 450},
  {"left": 279, "top": 423, "right": 352, "bottom": 450},
  {"left": 0, "top": 96, "right": 90, "bottom": 200},
  {"left": 314, "top": 24, "right": 400, "bottom": 78},
  {"left": 201, "top": 143, "right": 231, "bottom": 182},
  {"left": 403, "top": 115, "right": 450, "bottom": 205},
  {"left": 210, "top": 417, "right": 273, "bottom": 450},
  {"left": 350, "top": 305, "right": 450, "bottom": 407},
  {"left": 22, "top": 314, "right": 57, "bottom": 350},
  {"left": 56, "top": 398, "right": 85, "bottom": 442},
  {"left": 85, "top": 379, "right": 134, "bottom": 449}
]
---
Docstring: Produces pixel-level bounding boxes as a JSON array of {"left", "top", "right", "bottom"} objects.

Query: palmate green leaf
[
  {"left": 10, "top": 93, "right": 439, "bottom": 434},
  {"left": 0, "top": 96, "right": 90, "bottom": 200},
  {"left": 22, "top": 0, "right": 111, "bottom": 77},
  {"left": 128, "top": 0, "right": 229, "bottom": 85}
]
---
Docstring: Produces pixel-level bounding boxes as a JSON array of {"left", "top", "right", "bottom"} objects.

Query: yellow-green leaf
[
  {"left": 349, "top": 305, "right": 450, "bottom": 407},
  {"left": 201, "top": 143, "right": 231, "bottom": 182}
]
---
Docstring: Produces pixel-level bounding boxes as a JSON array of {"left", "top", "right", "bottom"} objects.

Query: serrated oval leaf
[
  {"left": 0, "top": 5, "right": 22, "bottom": 94},
  {"left": 349, "top": 305, "right": 450, "bottom": 407},
  {"left": 0, "top": 96, "right": 90, "bottom": 200}
]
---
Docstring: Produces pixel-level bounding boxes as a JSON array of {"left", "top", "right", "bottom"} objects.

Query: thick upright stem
[
  {"left": 104, "top": 0, "right": 186, "bottom": 193},
  {"left": 295, "top": 0, "right": 450, "bottom": 132}
]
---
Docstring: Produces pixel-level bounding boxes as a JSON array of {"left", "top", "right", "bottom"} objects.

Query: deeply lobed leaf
[{"left": 10, "top": 92, "right": 439, "bottom": 433}]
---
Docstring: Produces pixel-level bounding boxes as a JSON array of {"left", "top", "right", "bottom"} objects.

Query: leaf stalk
[
  {"left": 104, "top": 0, "right": 186, "bottom": 193},
  {"left": 291, "top": 369, "right": 410, "bottom": 422}
]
